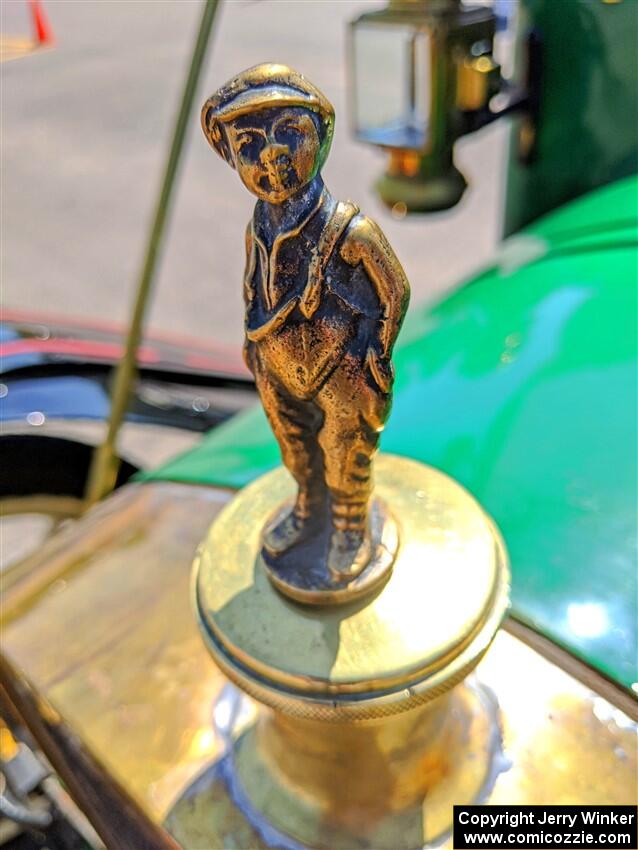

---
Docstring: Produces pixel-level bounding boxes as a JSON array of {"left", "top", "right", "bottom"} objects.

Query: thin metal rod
[{"left": 85, "top": 0, "right": 221, "bottom": 505}]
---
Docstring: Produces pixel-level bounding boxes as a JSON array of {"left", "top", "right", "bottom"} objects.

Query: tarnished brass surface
[
  {"left": 1, "top": 481, "right": 636, "bottom": 846},
  {"left": 168, "top": 632, "right": 637, "bottom": 849},
  {"left": 195, "top": 455, "right": 509, "bottom": 716},
  {"left": 226, "top": 683, "right": 501, "bottom": 849},
  {"left": 202, "top": 64, "right": 410, "bottom": 598}
]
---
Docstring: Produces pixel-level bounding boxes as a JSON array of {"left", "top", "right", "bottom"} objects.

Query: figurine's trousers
[{"left": 254, "top": 353, "right": 391, "bottom": 532}]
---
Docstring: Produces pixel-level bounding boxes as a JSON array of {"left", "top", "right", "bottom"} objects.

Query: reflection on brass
[
  {"left": 0, "top": 482, "right": 634, "bottom": 844},
  {"left": 202, "top": 64, "right": 410, "bottom": 601},
  {"left": 1, "top": 482, "right": 230, "bottom": 824},
  {"left": 505, "top": 618, "right": 638, "bottom": 721},
  {"left": 456, "top": 55, "right": 499, "bottom": 112},
  {"left": 0, "top": 653, "right": 181, "bottom": 850}
]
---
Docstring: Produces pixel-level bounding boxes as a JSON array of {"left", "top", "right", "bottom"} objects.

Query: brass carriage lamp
[{"left": 348, "top": 0, "right": 504, "bottom": 212}]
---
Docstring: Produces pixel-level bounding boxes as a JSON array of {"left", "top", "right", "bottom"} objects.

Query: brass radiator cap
[{"left": 194, "top": 454, "right": 509, "bottom": 721}]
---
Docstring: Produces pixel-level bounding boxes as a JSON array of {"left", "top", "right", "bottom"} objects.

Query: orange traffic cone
[{"left": 28, "top": 0, "right": 54, "bottom": 47}]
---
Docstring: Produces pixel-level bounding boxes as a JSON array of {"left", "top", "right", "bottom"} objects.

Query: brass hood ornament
[
  {"left": 187, "top": 64, "right": 510, "bottom": 850},
  {"left": 202, "top": 63, "right": 410, "bottom": 603}
]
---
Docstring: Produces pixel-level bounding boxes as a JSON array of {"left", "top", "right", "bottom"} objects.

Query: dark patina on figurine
[{"left": 202, "top": 64, "right": 409, "bottom": 602}]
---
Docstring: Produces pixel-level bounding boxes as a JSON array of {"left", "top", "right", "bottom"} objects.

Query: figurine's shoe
[
  {"left": 263, "top": 509, "right": 311, "bottom": 556},
  {"left": 327, "top": 528, "right": 372, "bottom": 580}
]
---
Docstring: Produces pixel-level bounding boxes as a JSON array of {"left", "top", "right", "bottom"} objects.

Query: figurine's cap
[{"left": 201, "top": 63, "right": 335, "bottom": 167}]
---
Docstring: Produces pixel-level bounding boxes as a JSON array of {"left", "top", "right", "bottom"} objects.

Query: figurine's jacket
[{"left": 244, "top": 194, "right": 383, "bottom": 400}]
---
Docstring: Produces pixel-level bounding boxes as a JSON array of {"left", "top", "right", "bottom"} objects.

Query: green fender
[{"left": 145, "top": 176, "right": 638, "bottom": 691}]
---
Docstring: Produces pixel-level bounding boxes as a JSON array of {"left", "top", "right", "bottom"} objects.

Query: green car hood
[{"left": 145, "top": 175, "right": 638, "bottom": 691}]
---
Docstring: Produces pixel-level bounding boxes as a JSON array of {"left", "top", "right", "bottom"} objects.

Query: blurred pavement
[{"left": 2, "top": 0, "right": 510, "bottom": 350}]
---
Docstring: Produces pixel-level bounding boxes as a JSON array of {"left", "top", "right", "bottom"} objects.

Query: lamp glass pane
[{"left": 352, "top": 22, "right": 430, "bottom": 149}]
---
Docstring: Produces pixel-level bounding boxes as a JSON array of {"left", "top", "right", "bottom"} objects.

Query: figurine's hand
[{"left": 365, "top": 346, "right": 394, "bottom": 393}]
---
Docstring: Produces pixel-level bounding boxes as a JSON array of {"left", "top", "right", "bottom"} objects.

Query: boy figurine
[{"left": 202, "top": 64, "right": 409, "bottom": 592}]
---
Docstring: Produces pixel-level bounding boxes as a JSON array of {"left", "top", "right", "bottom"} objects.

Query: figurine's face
[{"left": 226, "top": 107, "right": 321, "bottom": 203}]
